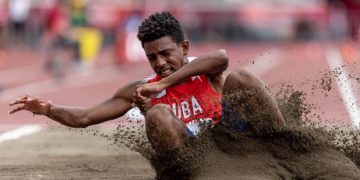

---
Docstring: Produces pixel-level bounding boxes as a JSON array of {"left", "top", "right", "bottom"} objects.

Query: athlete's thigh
[
  {"left": 145, "top": 104, "right": 190, "bottom": 140},
  {"left": 221, "top": 69, "right": 285, "bottom": 131}
]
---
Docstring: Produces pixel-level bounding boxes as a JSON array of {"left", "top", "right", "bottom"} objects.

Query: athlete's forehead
[{"left": 143, "top": 36, "right": 178, "bottom": 55}]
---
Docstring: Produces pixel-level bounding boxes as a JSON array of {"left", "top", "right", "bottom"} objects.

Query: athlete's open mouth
[
  {"left": 159, "top": 68, "right": 173, "bottom": 76},
  {"left": 162, "top": 69, "right": 171, "bottom": 74}
]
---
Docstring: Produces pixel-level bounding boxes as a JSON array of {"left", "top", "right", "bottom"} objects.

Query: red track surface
[{"left": 0, "top": 42, "right": 359, "bottom": 133}]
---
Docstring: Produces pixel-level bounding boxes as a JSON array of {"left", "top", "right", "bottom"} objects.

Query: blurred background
[
  {"left": 0, "top": 0, "right": 359, "bottom": 129},
  {"left": 0, "top": 0, "right": 358, "bottom": 62},
  {"left": 0, "top": 0, "right": 358, "bottom": 64}
]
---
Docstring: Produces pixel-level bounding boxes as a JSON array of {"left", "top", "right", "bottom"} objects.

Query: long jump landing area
[{"left": 0, "top": 42, "right": 359, "bottom": 179}]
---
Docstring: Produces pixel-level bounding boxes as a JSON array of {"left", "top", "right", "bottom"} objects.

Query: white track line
[
  {"left": 0, "top": 125, "right": 43, "bottom": 143},
  {"left": 326, "top": 45, "right": 360, "bottom": 127}
]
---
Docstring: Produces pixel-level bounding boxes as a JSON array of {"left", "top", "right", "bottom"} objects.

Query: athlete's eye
[
  {"left": 147, "top": 55, "right": 156, "bottom": 61},
  {"left": 161, "top": 50, "right": 172, "bottom": 56}
]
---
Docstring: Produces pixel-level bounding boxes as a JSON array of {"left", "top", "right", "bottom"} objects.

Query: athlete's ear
[{"left": 181, "top": 40, "right": 189, "bottom": 56}]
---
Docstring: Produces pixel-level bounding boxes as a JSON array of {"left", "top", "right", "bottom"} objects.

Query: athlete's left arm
[{"left": 160, "top": 49, "right": 229, "bottom": 88}]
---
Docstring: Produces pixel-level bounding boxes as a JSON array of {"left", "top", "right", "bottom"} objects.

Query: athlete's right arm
[{"left": 9, "top": 81, "right": 142, "bottom": 128}]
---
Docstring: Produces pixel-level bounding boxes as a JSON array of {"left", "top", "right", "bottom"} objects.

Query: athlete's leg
[
  {"left": 222, "top": 69, "right": 285, "bottom": 133},
  {"left": 145, "top": 104, "right": 189, "bottom": 154}
]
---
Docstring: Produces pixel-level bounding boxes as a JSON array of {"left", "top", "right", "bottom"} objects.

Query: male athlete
[{"left": 9, "top": 12, "right": 285, "bottom": 156}]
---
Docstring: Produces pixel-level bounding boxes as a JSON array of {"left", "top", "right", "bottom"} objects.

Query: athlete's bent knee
[
  {"left": 145, "top": 104, "right": 172, "bottom": 125},
  {"left": 226, "top": 69, "right": 264, "bottom": 89}
]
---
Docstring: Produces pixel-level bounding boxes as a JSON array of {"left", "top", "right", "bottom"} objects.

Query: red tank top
[{"left": 146, "top": 74, "right": 222, "bottom": 125}]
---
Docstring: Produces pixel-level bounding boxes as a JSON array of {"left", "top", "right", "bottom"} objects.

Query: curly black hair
[{"left": 137, "top": 12, "right": 185, "bottom": 47}]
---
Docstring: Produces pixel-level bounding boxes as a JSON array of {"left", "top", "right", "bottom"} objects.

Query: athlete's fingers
[
  {"left": 134, "top": 91, "right": 146, "bottom": 101},
  {"left": 8, "top": 105, "right": 25, "bottom": 114},
  {"left": 14, "top": 96, "right": 25, "bottom": 103},
  {"left": 135, "top": 85, "right": 150, "bottom": 98},
  {"left": 133, "top": 98, "right": 146, "bottom": 106},
  {"left": 142, "top": 98, "right": 150, "bottom": 105},
  {"left": 133, "top": 91, "right": 139, "bottom": 98},
  {"left": 133, "top": 94, "right": 141, "bottom": 102},
  {"left": 135, "top": 94, "right": 149, "bottom": 102},
  {"left": 10, "top": 95, "right": 31, "bottom": 105},
  {"left": 139, "top": 99, "right": 150, "bottom": 113},
  {"left": 133, "top": 94, "right": 150, "bottom": 110},
  {"left": 9, "top": 99, "right": 27, "bottom": 106},
  {"left": 137, "top": 89, "right": 148, "bottom": 99},
  {"left": 9, "top": 101, "right": 19, "bottom": 106},
  {"left": 18, "top": 94, "right": 30, "bottom": 101}
]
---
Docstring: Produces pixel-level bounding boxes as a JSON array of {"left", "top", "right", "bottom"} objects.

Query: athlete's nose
[{"left": 155, "top": 56, "right": 167, "bottom": 68}]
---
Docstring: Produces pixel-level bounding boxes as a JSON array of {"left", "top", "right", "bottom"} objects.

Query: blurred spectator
[
  {"left": 0, "top": 0, "right": 7, "bottom": 49},
  {"left": 43, "top": 0, "right": 79, "bottom": 83},
  {"left": 327, "top": 0, "right": 348, "bottom": 40},
  {"left": 27, "top": 7, "right": 45, "bottom": 49},
  {"left": 7, "top": 0, "right": 30, "bottom": 48},
  {"left": 44, "top": 0, "right": 69, "bottom": 43},
  {"left": 0, "top": 0, "right": 5, "bottom": 94},
  {"left": 293, "top": 18, "right": 317, "bottom": 41},
  {"left": 0, "top": 0, "right": 7, "bottom": 94},
  {"left": 87, "top": 1, "right": 119, "bottom": 49},
  {"left": 335, "top": 0, "right": 360, "bottom": 40},
  {"left": 116, "top": 10, "right": 145, "bottom": 64},
  {"left": 77, "top": 26, "right": 102, "bottom": 66},
  {"left": 70, "top": 0, "right": 103, "bottom": 67},
  {"left": 181, "top": 11, "right": 201, "bottom": 42},
  {"left": 69, "top": 0, "right": 87, "bottom": 27}
]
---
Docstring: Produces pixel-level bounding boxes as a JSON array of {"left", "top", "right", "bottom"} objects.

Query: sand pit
[
  {"left": 2, "top": 103, "right": 360, "bottom": 180},
  {"left": 131, "top": 86, "right": 360, "bottom": 179},
  {"left": 194, "top": 125, "right": 360, "bottom": 179},
  {"left": 140, "top": 123, "right": 360, "bottom": 179},
  {"left": 1, "top": 122, "right": 360, "bottom": 179},
  {"left": 0, "top": 127, "right": 155, "bottom": 179}
]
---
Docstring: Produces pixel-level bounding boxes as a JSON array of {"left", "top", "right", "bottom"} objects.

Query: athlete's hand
[
  {"left": 135, "top": 81, "right": 166, "bottom": 98},
  {"left": 132, "top": 82, "right": 166, "bottom": 113},
  {"left": 9, "top": 95, "right": 52, "bottom": 115}
]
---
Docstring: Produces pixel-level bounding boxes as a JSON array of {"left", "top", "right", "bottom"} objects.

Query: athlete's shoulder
[
  {"left": 188, "top": 56, "right": 197, "bottom": 62},
  {"left": 144, "top": 73, "right": 159, "bottom": 83}
]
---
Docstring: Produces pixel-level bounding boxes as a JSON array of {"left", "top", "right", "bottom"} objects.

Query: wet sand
[{"left": 0, "top": 127, "right": 155, "bottom": 179}]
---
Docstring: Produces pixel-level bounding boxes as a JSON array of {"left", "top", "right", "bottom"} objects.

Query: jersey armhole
[{"left": 203, "top": 74, "right": 223, "bottom": 94}]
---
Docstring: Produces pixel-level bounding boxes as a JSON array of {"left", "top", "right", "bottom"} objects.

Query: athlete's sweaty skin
[{"left": 9, "top": 12, "right": 285, "bottom": 155}]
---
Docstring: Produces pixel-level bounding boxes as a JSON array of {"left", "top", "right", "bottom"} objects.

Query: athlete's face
[{"left": 143, "top": 36, "right": 189, "bottom": 78}]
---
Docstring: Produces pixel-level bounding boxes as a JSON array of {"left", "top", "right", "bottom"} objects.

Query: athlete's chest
[
  {"left": 153, "top": 75, "right": 214, "bottom": 102},
  {"left": 150, "top": 75, "right": 221, "bottom": 121}
]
